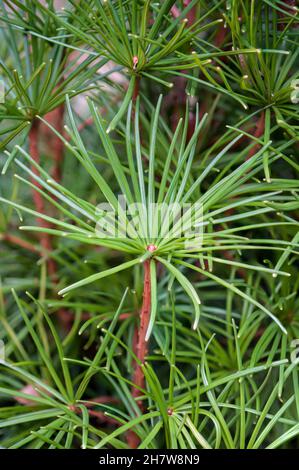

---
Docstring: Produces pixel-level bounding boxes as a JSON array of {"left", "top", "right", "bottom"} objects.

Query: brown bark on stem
[
  {"left": 29, "top": 120, "right": 57, "bottom": 278},
  {"left": 1, "top": 233, "right": 38, "bottom": 253},
  {"left": 33, "top": 108, "right": 79, "bottom": 329},
  {"left": 127, "top": 69, "right": 149, "bottom": 448},
  {"left": 133, "top": 258, "right": 151, "bottom": 397},
  {"left": 132, "top": 76, "right": 140, "bottom": 104},
  {"left": 247, "top": 111, "right": 265, "bottom": 160},
  {"left": 51, "top": 105, "right": 65, "bottom": 182},
  {"left": 127, "top": 258, "right": 152, "bottom": 448}
]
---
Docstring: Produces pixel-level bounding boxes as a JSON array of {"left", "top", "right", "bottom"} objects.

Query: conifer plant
[{"left": 0, "top": 0, "right": 298, "bottom": 450}]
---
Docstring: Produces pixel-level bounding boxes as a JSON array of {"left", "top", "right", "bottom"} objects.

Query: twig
[
  {"left": 132, "top": 75, "right": 140, "bottom": 104},
  {"left": 1, "top": 233, "right": 38, "bottom": 253},
  {"left": 247, "top": 111, "right": 265, "bottom": 160},
  {"left": 132, "top": 258, "right": 151, "bottom": 400},
  {"left": 127, "top": 255, "right": 153, "bottom": 448},
  {"left": 28, "top": 120, "right": 57, "bottom": 278},
  {"left": 51, "top": 105, "right": 65, "bottom": 182}
]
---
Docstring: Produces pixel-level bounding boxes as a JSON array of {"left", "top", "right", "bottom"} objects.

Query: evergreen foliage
[{"left": 0, "top": 0, "right": 298, "bottom": 449}]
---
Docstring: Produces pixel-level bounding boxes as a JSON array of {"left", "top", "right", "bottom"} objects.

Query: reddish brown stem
[
  {"left": 51, "top": 105, "right": 65, "bottom": 182},
  {"left": 1, "top": 233, "right": 38, "bottom": 253},
  {"left": 127, "top": 258, "right": 152, "bottom": 448},
  {"left": 86, "top": 409, "right": 119, "bottom": 426},
  {"left": 133, "top": 259, "right": 151, "bottom": 396},
  {"left": 132, "top": 76, "right": 140, "bottom": 104},
  {"left": 29, "top": 120, "right": 57, "bottom": 278},
  {"left": 85, "top": 396, "right": 119, "bottom": 405},
  {"left": 247, "top": 112, "right": 265, "bottom": 160},
  {"left": 68, "top": 403, "right": 120, "bottom": 426},
  {"left": 27, "top": 123, "right": 74, "bottom": 327},
  {"left": 129, "top": 78, "right": 148, "bottom": 421},
  {"left": 131, "top": 75, "right": 141, "bottom": 124},
  {"left": 214, "top": 22, "right": 227, "bottom": 48}
]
